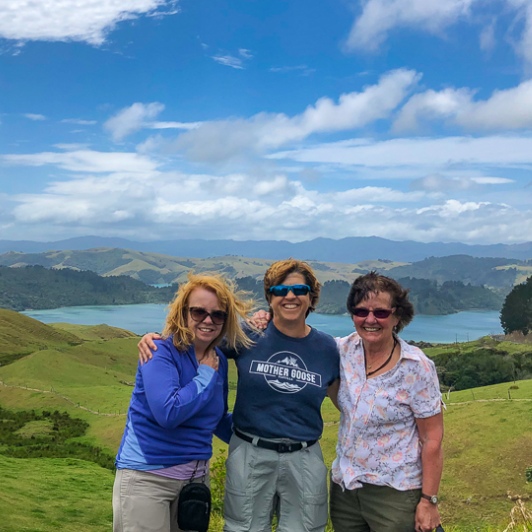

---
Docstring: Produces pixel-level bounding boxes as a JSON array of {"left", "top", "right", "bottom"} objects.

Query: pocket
[
  {"left": 301, "top": 445, "right": 329, "bottom": 531},
  {"left": 223, "top": 436, "right": 255, "bottom": 527}
]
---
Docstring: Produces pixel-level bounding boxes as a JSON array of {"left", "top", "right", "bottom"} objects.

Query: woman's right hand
[
  {"left": 138, "top": 333, "right": 162, "bottom": 364},
  {"left": 201, "top": 350, "right": 220, "bottom": 371}
]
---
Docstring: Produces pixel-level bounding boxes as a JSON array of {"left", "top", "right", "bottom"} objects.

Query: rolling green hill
[
  {"left": 0, "top": 254, "right": 507, "bottom": 314},
  {"left": 0, "top": 311, "right": 531, "bottom": 530}
]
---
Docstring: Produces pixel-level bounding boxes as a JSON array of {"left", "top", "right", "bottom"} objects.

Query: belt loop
[
  {"left": 301, "top": 441, "right": 308, "bottom": 449},
  {"left": 252, "top": 436, "right": 260, "bottom": 446}
]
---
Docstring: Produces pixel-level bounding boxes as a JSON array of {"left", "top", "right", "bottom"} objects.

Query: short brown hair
[
  {"left": 162, "top": 273, "right": 254, "bottom": 352},
  {"left": 346, "top": 271, "right": 414, "bottom": 332},
  {"left": 263, "top": 258, "right": 320, "bottom": 317}
]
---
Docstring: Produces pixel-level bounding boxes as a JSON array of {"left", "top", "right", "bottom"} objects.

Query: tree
[{"left": 500, "top": 276, "right": 532, "bottom": 335}]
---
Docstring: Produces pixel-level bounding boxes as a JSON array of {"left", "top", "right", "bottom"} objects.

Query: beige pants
[
  {"left": 113, "top": 469, "right": 208, "bottom": 532},
  {"left": 223, "top": 433, "right": 328, "bottom": 532}
]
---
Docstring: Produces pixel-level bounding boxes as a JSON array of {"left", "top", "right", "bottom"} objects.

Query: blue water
[{"left": 22, "top": 304, "right": 503, "bottom": 344}]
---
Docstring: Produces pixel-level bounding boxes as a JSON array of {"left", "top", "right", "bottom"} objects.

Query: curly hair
[
  {"left": 263, "top": 258, "right": 320, "bottom": 317},
  {"left": 162, "top": 273, "right": 255, "bottom": 352},
  {"left": 346, "top": 271, "right": 414, "bottom": 332}
]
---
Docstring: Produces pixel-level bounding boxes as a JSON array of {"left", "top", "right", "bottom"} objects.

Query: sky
[{"left": 1, "top": 0, "right": 532, "bottom": 246}]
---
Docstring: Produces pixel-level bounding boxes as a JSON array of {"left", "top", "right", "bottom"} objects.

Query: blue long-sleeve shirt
[{"left": 116, "top": 336, "right": 232, "bottom": 470}]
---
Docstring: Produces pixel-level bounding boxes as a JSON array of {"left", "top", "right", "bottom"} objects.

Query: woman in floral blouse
[{"left": 329, "top": 272, "right": 443, "bottom": 532}]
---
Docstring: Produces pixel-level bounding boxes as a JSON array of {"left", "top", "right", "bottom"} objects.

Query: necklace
[{"left": 365, "top": 337, "right": 398, "bottom": 377}]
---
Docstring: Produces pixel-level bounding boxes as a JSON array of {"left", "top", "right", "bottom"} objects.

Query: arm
[
  {"left": 138, "top": 332, "right": 162, "bottom": 364},
  {"left": 327, "top": 378, "right": 340, "bottom": 411},
  {"left": 214, "top": 352, "right": 233, "bottom": 444},
  {"left": 141, "top": 342, "right": 218, "bottom": 429},
  {"left": 415, "top": 411, "right": 444, "bottom": 532}
]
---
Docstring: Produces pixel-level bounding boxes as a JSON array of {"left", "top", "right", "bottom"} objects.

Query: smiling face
[
  {"left": 269, "top": 272, "right": 311, "bottom": 328},
  {"left": 352, "top": 291, "right": 400, "bottom": 346},
  {"left": 187, "top": 287, "right": 225, "bottom": 353}
]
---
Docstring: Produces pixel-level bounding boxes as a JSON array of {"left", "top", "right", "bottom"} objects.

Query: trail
[{"left": 0, "top": 379, "right": 126, "bottom": 417}]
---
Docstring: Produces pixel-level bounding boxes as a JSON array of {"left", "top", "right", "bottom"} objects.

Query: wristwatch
[{"left": 421, "top": 493, "right": 439, "bottom": 504}]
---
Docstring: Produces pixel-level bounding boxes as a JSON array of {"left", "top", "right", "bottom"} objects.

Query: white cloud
[
  {"left": 394, "top": 79, "right": 532, "bottom": 131},
  {"left": 104, "top": 102, "right": 165, "bottom": 141},
  {"left": 150, "top": 121, "right": 202, "bottom": 130},
  {"left": 410, "top": 174, "right": 515, "bottom": 192},
  {"left": 0, "top": 0, "right": 179, "bottom": 45},
  {"left": 61, "top": 118, "right": 97, "bottom": 125},
  {"left": 211, "top": 48, "right": 254, "bottom": 69},
  {"left": 346, "top": 0, "right": 532, "bottom": 68},
  {"left": 2, "top": 149, "right": 159, "bottom": 174},
  {"left": 212, "top": 55, "right": 245, "bottom": 69},
  {"left": 6, "top": 165, "right": 530, "bottom": 244},
  {"left": 24, "top": 113, "right": 46, "bottom": 121},
  {"left": 170, "top": 69, "right": 419, "bottom": 162},
  {"left": 271, "top": 134, "right": 532, "bottom": 169},
  {"left": 346, "top": 0, "right": 475, "bottom": 51}
]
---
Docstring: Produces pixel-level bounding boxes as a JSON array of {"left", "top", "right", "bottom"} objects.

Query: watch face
[{"left": 430, "top": 495, "right": 438, "bottom": 504}]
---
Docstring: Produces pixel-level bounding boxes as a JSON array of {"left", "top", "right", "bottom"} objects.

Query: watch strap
[{"left": 420, "top": 493, "right": 438, "bottom": 504}]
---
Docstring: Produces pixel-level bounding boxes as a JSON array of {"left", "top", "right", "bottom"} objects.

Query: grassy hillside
[{"left": 0, "top": 313, "right": 531, "bottom": 530}]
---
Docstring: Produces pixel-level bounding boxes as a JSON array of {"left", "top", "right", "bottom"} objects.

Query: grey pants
[
  {"left": 113, "top": 469, "right": 209, "bottom": 532},
  {"left": 223, "top": 433, "right": 328, "bottom": 532},
  {"left": 330, "top": 480, "right": 421, "bottom": 532}
]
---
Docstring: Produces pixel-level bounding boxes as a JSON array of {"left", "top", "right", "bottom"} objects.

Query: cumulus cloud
[
  {"left": 346, "top": 0, "right": 532, "bottom": 67},
  {"left": 6, "top": 163, "right": 531, "bottom": 244},
  {"left": 104, "top": 102, "right": 165, "bottom": 142},
  {"left": 0, "top": 0, "right": 179, "bottom": 45},
  {"left": 394, "top": 79, "right": 532, "bottom": 131},
  {"left": 346, "top": 0, "right": 475, "bottom": 51},
  {"left": 170, "top": 69, "right": 419, "bottom": 162}
]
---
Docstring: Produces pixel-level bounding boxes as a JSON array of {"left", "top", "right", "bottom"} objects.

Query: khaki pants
[
  {"left": 330, "top": 480, "right": 421, "bottom": 532},
  {"left": 223, "top": 433, "right": 328, "bottom": 532},
  {"left": 113, "top": 468, "right": 208, "bottom": 532}
]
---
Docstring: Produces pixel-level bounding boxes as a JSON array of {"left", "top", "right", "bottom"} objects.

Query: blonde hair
[
  {"left": 162, "top": 273, "right": 254, "bottom": 352},
  {"left": 263, "top": 258, "right": 321, "bottom": 316}
]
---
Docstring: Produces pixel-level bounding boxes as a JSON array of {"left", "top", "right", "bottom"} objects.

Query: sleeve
[
  {"left": 214, "top": 350, "right": 233, "bottom": 443},
  {"left": 140, "top": 340, "right": 218, "bottom": 429},
  {"left": 410, "top": 356, "right": 442, "bottom": 419}
]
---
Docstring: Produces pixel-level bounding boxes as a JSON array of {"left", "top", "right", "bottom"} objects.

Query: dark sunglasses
[
  {"left": 352, "top": 307, "right": 395, "bottom": 319},
  {"left": 188, "top": 306, "right": 227, "bottom": 325},
  {"left": 268, "top": 284, "right": 311, "bottom": 297}
]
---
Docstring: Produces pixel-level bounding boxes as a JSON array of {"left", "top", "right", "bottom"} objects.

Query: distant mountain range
[{"left": 1, "top": 235, "right": 531, "bottom": 262}]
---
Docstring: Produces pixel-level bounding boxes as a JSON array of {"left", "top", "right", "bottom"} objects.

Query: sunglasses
[
  {"left": 352, "top": 307, "right": 395, "bottom": 319},
  {"left": 188, "top": 307, "right": 227, "bottom": 325},
  {"left": 268, "top": 284, "right": 311, "bottom": 297}
]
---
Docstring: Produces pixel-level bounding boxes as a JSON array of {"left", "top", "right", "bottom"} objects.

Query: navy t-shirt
[{"left": 222, "top": 323, "right": 340, "bottom": 442}]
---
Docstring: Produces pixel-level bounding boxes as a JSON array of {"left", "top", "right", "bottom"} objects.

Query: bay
[{"left": 22, "top": 304, "right": 503, "bottom": 344}]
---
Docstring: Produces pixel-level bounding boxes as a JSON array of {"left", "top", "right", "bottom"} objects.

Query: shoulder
[
  {"left": 151, "top": 337, "right": 189, "bottom": 363},
  {"left": 335, "top": 331, "right": 362, "bottom": 352},
  {"left": 310, "top": 328, "right": 339, "bottom": 351},
  {"left": 398, "top": 338, "right": 437, "bottom": 372}
]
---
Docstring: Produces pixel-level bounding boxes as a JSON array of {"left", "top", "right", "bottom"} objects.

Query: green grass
[
  {"left": 0, "top": 456, "right": 114, "bottom": 532},
  {"left": 1, "top": 311, "right": 532, "bottom": 530}
]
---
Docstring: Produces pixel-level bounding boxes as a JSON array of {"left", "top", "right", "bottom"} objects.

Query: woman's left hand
[
  {"left": 415, "top": 500, "right": 441, "bottom": 532},
  {"left": 248, "top": 309, "right": 271, "bottom": 330}
]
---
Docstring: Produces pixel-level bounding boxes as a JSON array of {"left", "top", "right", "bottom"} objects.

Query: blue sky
[{"left": 1, "top": 0, "right": 531, "bottom": 245}]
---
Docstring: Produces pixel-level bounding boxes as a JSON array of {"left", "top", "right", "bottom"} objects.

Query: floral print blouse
[{"left": 331, "top": 332, "right": 442, "bottom": 491}]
